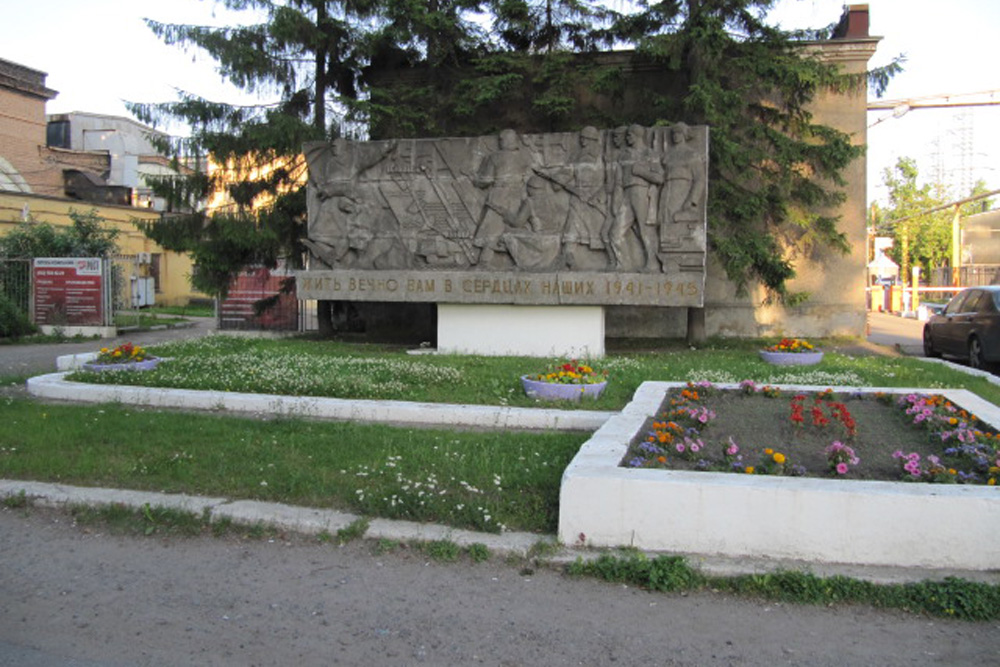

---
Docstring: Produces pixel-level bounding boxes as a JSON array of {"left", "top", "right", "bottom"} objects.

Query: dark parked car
[{"left": 922, "top": 286, "right": 1000, "bottom": 370}]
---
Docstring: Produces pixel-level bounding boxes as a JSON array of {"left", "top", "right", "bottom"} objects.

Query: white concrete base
[
  {"left": 56, "top": 352, "right": 98, "bottom": 371},
  {"left": 437, "top": 304, "right": 604, "bottom": 357},
  {"left": 559, "top": 381, "right": 1000, "bottom": 572},
  {"left": 40, "top": 325, "right": 116, "bottom": 337},
  {"left": 27, "top": 372, "right": 613, "bottom": 432}
]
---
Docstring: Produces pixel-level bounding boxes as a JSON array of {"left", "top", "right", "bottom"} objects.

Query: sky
[{"left": 2, "top": 0, "right": 999, "bottom": 206}]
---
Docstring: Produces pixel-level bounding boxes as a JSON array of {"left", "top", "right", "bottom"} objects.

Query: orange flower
[{"left": 657, "top": 456, "right": 667, "bottom": 464}]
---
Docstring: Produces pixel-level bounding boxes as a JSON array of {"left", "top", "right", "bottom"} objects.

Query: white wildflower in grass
[
  {"left": 686, "top": 369, "right": 739, "bottom": 384},
  {"left": 765, "top": 370, "right": 865, "bottom": 386}
]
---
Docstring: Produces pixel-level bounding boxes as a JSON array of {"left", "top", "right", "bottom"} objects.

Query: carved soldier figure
[
  {"left": 471, "top": 129, "right": 535, "bottom": 266},
  {"left": 501, "top": 175, "right": 566, "bottom": 270},
  {"left": 303, "top": 138, "right": 396, "bottom": 268},
  {"left": 619, "top": 124, "right": 664, "bottom": 272},
  {"left": 532, "top": 126, "right": 607, "bottom": 270},
  {"left": 604, "top": 126, "right": 631, "bottom": 269},
  {"left": 658, "top": 122, "right": 706, "bottom": 253}
]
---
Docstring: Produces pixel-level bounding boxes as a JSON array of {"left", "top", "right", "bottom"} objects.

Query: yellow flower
[
  {"left": 989, "top": 478, "right": 996, "bottom": 486},
  {"left": 947, "top": 469, "right": 957, "bottom": 475},
  {"left": 745, "top": 466, "right": 755, "bottom": 474},
  {"left": 764, "top": 448, "right": 774, "bottom": 455},
  {"left": 773, "top": 453, "right": 786, "bottom": 464}
]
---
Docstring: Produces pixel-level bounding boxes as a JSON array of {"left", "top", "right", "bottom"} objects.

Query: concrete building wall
[{"left": 0, "top": 191, "right": 205, "bottom": 307}]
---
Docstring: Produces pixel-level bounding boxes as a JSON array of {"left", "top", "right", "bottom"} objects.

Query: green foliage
[
  {"left": 336, "top": 517, "right": 370, "bottom": 543},
  {"left": 425, "top": 539, "right": 462, "bottom": 562},
  {"left": 871, "top": 157, "right": 992, "bottom": 279},
  {"left": 568, "top": 552, "right": 703, "bottom": 592},
  {"left": 568, "top": 554, "right": 1000, "bottom": 621},
  {"left": 0, "top": 293, "right": 36, "bottom": 339},
  {"left": 0, "top": 209, "right": 119, "bottom": 259},
  {"left": 467, "top": 542, "right": 491, "bottom": 562}
]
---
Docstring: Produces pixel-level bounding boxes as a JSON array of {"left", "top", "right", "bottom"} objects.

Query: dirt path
[{"left": 1, "top": 508, "right": 996, "bottom": 667}]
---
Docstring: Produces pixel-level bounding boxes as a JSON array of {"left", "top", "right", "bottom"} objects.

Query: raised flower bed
[
  {"left": 81, "top": 342, "right": 160, "bottom": 372},
  {"left": 759, "top": 338, "right": 823, "bottom": 366},
  {"left": 521, "top": 360, "right": 607, "bottom": 402},
  {"left": 560, "top": 381, "right": 1000, "bottom": 571}
]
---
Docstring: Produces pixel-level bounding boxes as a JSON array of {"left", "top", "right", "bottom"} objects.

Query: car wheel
[
  {"left": 923, "top": 327, "right": 941, "bottom": 358},
  {"left": 969, "top": 337, "right": 986, "bottom": 370}
]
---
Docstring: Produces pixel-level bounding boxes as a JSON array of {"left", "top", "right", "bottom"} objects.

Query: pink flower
[
  {"left": 836, "top": 462, "right": 849, "bottom": 475},
  {"left": 675, "top": 443, "right": 686, "bottom": 453}
]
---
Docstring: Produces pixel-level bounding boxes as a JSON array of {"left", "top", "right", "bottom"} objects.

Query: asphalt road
[
  {"left": 3, "top": 312, "right": 995, "bottom": 666},
  {"left": 0, "top": 318, "right": 217, "bottom": 379},
  {"left": 1, "top": 507, "right": 997, "bottom": 667}
]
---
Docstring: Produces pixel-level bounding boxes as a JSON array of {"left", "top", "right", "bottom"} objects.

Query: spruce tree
[{"left": 127, "top": 0, "right": 374, "bottom": 332}]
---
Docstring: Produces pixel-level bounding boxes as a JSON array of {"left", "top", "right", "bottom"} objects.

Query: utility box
[{"left": 131, "top": 276, "right": 155, "bottom": 307}]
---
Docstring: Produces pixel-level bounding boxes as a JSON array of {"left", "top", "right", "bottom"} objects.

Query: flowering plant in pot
[
  {"left": 521, "top": 360, "right": 608, "bottom": 401},
  {"left": 83, "top": 342, "right": 160, "bottom": 371},
  {"left": 759, "top": 338, "right": 823, "bottom": 366}
]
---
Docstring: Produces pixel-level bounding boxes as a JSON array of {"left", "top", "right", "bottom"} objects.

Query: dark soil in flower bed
[{"left": 623, "top": 389, "right": 995, "bottom": 482}]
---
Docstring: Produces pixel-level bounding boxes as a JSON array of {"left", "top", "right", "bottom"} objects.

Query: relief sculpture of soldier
[
  {"left": 303, "top": 138, "right": 396, "bottom": 268},
  {"left": 658, "top": 122, "right": 707, "bottom": 271},
  {"left": 617, "top": 124, "right": 664, "bottom": 272},
  {"left": 533, "top": 126, "right": 607, "bottom": 270},
  {"left": 500, "top": 175, "right": 567, "bottom": 270},
  {"left": 470, "top": 129, "right": 536, "bottom": 268},
  {"left": 303, "top": 125, "right": 707, "bottom": 280}
]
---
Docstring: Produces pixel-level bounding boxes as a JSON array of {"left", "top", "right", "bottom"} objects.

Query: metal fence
[{"left": 929, "top": 265, "right": 1000, "bottom": 287}]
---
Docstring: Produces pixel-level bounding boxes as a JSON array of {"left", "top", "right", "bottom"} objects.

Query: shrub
[{"left": 0, "top": 292, "right": 36, "bottom": 338}]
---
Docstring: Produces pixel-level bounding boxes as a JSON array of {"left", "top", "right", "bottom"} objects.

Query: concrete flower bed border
[{"left": 559, "top": 381, "right": 1000, "bottom": 572}]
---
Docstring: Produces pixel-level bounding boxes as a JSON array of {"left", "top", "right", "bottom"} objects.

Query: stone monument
[{"left": 297, "top": 125, "right": 708, "bottom": 355}]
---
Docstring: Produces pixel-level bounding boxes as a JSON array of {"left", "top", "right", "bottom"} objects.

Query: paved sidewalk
[
  {"left": 866, "top": 310, "right": 926, "bottom": 356},
  {"left": 0, "top": 317, "right": 216, "bottom": 378}
]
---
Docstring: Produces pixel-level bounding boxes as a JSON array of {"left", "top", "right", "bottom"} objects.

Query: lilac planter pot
[
  {"left": 521, "top": 375, "right": 607, "bottom": 401},
  {"left": 82, "top": 357, "right": 161, "bottom": 372},
  {"left": 758, "top": 350, "right": 824, "bottom": 366}
]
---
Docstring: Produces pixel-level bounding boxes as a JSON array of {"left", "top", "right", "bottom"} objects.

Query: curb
[
  {"left": 3, "top": 479, "right": 994, "bottom": 584},
  {"left": 0, "top": 479, "right": 547, "bottom": 558},
  {"left": 28, "top": 372, "right": 615, "bottom": 432}
]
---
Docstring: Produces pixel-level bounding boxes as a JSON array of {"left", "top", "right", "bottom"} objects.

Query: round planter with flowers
[
  {"left": 758, "top": 338, "right": 823, "bottom": 366},
  {"left": 82, "top": 342, "right": 160, "bottom": 372},
  {"left": 521, "top": 361, "right": 608, "bottom": 401}
]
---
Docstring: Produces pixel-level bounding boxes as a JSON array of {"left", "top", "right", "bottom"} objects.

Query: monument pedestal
[{"left": 437, "top": 304, "right": 604, "bottom": 358}]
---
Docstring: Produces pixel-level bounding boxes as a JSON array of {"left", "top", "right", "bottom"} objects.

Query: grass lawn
[{"left": 5, "top": 335, "right": 999, "bottom": 535}]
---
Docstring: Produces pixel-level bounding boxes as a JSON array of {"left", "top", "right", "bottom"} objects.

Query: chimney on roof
[{"left": 833, "top": 4, "right": 870, "bottom": 39}]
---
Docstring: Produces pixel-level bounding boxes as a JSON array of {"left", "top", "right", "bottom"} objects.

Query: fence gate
[{"left": 111, "top": 254, "right": 156, "bottom": 329}]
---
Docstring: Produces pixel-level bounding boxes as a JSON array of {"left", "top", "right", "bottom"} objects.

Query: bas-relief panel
[{"left": 299, "top": 124, "right": 707, "bottom": 306}]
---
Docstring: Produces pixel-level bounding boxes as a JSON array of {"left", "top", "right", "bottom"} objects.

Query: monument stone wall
[{"left": 297, "top": 125, "right": 709, "bottom": 311}]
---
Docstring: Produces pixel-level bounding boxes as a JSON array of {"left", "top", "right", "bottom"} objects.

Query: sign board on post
[
  {"left": 33, "top": 258, "right": 106, "bottom": 326},
  {"left": 219, "top": 268, "right": 299, "bottom": 331}
]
